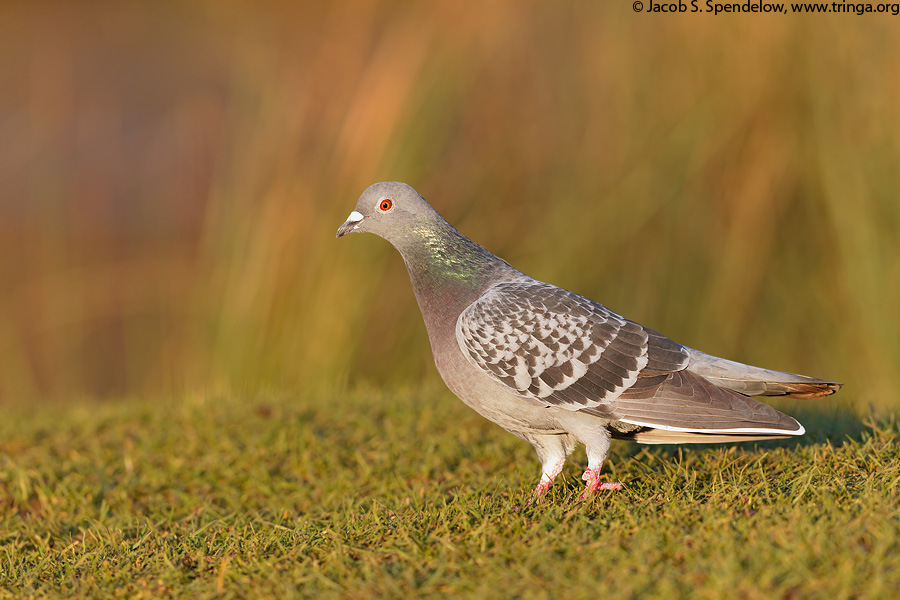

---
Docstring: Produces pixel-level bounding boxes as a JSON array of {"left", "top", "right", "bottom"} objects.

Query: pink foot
[
  {"left": 528, "top": 477, "right": 556, "bottom": 504},
  {"left": 533, "top": 478, "right": 553, "bottom": 496},
  {"left": 530, "top": 458, "right": 566, "bottom": 502},
  {"left": 580, "top": 468, "right": 624, "bottom": 498},
  {"left": 595, "top": 482, "right": 625, "bottom": 491}
]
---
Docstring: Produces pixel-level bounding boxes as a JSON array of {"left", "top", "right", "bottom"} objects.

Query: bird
[{"left": 336, "top": 182, "right": 841, "bottom": 497}]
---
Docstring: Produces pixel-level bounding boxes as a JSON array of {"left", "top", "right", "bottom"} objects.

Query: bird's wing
[
  {"left": 456, "top": 280, "right": 688, "bottom": 412},
  {"left": 456, "top": 280, "right": 803, "bottom": 434}
]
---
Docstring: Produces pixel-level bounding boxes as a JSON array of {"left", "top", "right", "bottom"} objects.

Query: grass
[{"left": 1, "top": 389, "right": 897, "bottom": 598}]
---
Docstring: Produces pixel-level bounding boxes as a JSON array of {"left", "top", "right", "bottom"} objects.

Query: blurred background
[{"left": 0, "top": 1, "right": 897, "bottom": 410}]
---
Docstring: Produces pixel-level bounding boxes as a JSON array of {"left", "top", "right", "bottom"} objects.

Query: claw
[
  {"left": 595, "top": 482, "right": 625, "bottom": 491},
  {"left": 580, "top": 468, "right": 624, "bottom": 498},
  {"left": 532, "top": 479, "right": 553, "bottom": 497},
  {"left": 529, "top": 457, "right": 566, "bottom": 502},
  {"left": 529, "top": 476, "right": 555, "bottom": 503}
]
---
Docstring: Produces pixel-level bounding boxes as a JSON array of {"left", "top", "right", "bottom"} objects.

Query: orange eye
[{"left": 379, "top": 199, "right": 393, "bottom": 211}]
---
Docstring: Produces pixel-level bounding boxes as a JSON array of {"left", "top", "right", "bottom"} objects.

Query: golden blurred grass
[{"left": 0, "top": 2, "right": 897, "bottom": 408}]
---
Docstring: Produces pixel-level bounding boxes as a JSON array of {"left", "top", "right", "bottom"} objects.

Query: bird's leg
[
  {"left": 581, "top": 435, "right": 624, "bottom": 498},
  {"left": 532, "top": 457, "right": 566, "bottom": 497},
  {"left": 527, "top": 434, "right": 574, "bottom": 500}
]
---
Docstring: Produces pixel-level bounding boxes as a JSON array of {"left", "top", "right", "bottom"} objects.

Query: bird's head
[{"left": 336, "top": 182, "right": 438, "bottom": 245}]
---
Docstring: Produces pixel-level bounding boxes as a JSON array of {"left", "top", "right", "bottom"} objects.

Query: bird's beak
[{"left": 336, "top": 211, "right": 365, "bottom": 238}]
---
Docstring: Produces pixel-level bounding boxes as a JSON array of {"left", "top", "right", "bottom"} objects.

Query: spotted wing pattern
[{"left": 456, "top": 280, "right": 690, "bottom": 413}]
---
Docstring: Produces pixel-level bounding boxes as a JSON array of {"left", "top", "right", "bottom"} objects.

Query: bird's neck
[{"left": 397, "top": 219, "right": 516, "bottom": 342}]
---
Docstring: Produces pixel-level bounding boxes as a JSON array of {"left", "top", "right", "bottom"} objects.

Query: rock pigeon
[{"left": 336, "top": 182, "right": 840, "bottom": 496}]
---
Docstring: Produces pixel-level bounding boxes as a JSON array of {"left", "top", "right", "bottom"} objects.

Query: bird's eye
[{"left": 379, "top": 199, "right": 393, "bottom": 211}]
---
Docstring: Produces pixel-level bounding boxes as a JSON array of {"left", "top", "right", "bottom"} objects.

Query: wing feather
[{"left": 456, "top": 280, "right": 688, "bottom": 411}]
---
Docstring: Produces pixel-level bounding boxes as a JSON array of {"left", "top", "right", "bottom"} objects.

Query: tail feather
[
  {"left": 759, "top": 381, "right": 842, "bottom": 399},
  {"left": 685, "top": 348, "right": 841, "bottom": 399},
  {"left": 623, "top": 429, "right": 792, "bottom": 445}
]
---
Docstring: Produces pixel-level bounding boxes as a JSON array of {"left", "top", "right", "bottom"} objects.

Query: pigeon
[{"left": 336, "top": 182, "right": 841, "bottom": 496}]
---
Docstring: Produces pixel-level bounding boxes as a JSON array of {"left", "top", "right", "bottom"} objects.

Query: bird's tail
[
  {"left": 685, "top": 348, "right": 841, "bottom": 399},
  {"left": 625, "top": 429, "right": 792, "bottom": 445}
]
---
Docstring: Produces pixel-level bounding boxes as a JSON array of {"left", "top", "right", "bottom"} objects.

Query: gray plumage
[{"left": 337, "top": 182, "right": 840, "bottom": 494}]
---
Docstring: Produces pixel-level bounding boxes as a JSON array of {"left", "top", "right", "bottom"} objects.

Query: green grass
[{"left": 1, "top": 389, "right": 897, "bottom": 598}]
